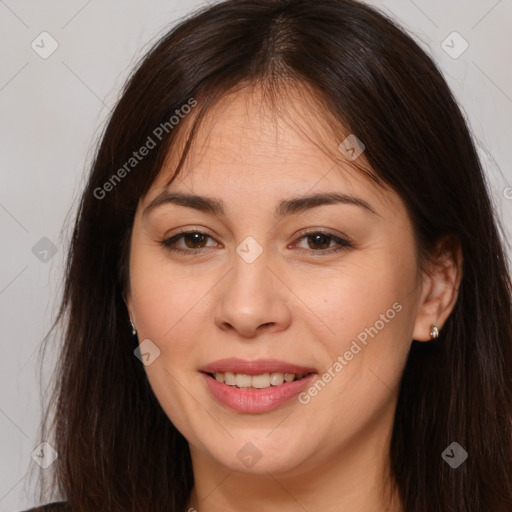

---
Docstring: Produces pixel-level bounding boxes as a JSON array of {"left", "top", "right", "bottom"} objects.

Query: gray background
[{"left": 1, "top": 0, "right": 511, "bottom": 510}]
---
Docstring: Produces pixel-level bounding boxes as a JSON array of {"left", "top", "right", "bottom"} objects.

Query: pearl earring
[
  {"left": 429, "top": 324, "right": 440, "bottom": 340},
  {"left": 130, "top": 321, "right": 137, "bottom": 336}
]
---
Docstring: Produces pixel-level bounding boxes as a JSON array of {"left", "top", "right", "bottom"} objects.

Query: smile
[
  {"left": 201, "top": 372, "right": 318, "bottom": 414},
  {"left": 209, "top": 371, "right": 310, "bottom": 389}
]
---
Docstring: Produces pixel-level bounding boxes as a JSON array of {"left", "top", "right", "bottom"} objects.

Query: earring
[
  {"left": 130, "top": 321, "right": 137, "bottom": 336},
  {"left": 429, "top": 324, "right": 439, "bottom": 340}
]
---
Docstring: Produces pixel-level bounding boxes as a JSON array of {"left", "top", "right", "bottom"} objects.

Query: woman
[{"left": 24, "top": 0, "right": 512, "bottom": 511}]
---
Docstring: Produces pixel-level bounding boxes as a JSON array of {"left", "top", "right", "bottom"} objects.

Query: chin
[{"left": 197, "top": 432, "right": 313, "bottom": 475}]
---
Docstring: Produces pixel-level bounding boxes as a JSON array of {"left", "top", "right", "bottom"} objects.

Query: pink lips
[{"left": 200, "top": 358, "right": 317, "bottom": 413}]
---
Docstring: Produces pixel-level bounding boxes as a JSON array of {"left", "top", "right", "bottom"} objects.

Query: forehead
[{"left": 141, "top": 85, "right": 400, "bottom": 216}]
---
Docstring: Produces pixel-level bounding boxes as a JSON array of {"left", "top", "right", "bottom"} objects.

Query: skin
[{"left": 124, "top": 85, "right": 462, "bottom": 512}]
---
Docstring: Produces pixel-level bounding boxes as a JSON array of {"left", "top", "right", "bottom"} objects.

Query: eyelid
[
  {"left": 166, "top": 225, "right": 216, "bottom": 237},
  {"left": 163, "top": 225, "right": 350, "bottom": 241},
  {"left": 293, "top": 226, "right": 351, "bottom": 242}
]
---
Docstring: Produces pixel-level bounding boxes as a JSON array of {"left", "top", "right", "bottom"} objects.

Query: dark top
[{"left": 21, "top": 502, "right": 70, "bottom": 512}]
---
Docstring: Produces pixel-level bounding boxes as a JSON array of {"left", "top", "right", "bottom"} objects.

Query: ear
[{"left": 412, "top": 236, "right": 463, "bottom": 342}]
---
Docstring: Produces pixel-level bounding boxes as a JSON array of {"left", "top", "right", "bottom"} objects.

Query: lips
[
  {"left": 199, "top": 358, "right": 318, "bottom": 413},
  {"left": 200, "top": 358, "right": 317, "bottom": 376}
]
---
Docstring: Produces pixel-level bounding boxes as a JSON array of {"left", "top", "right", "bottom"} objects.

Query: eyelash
[{"left": 159, "top": 228, "right": 353, "bottom": 256}]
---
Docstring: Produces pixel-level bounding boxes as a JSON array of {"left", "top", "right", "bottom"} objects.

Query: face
[{"left": 125, "top": 86, "right": 425, "bottom": 478}]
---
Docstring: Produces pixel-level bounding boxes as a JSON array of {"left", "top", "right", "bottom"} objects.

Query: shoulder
[{"left": 20, "top": 502, "right": 70, "bottom": 512}]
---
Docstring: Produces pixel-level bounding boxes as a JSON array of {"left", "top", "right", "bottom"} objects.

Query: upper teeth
[{"left": 214, "top": 372, "right": 306, "bottom": 389}]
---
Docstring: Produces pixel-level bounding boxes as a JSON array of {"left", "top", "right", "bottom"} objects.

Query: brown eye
[
  {"left": 292, "top": 230, "right": 353, "bottom": 255},
  {"left": 306, "top": 233, "right": 332, "bottom": 250},
  {"left": 160, "top": 230, "right": 218, "bottom": 254},
  {"left": 181, "top": 232, "right": 209, "bottom": 249}
]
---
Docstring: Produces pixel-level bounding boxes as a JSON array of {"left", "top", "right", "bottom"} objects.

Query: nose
[{"left": 213, "top": 250, "right": 292, "bottom": 339}]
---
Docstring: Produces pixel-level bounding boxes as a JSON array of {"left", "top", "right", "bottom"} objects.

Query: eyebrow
[{"left": 143, "top": 190, "right": 378, "bottom": 218}]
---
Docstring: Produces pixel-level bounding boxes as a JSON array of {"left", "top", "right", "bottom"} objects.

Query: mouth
[
  {"left": 203, "top": 371, "right": 313, "bottom": 389},
  {"left": 199, "top": 359, "right": 318, "bottom": 413}
]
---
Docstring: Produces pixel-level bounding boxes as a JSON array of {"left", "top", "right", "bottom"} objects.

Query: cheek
[
  {"left": 300, "top": 248, "right": 415, "bottom": 351},
  {"left": 292, "top": 255, "right": 415, "bottom": 439},
  {"left": 128, "top": 249, "right": 213, "bottom": 437},
  {"left": 128, "top": 244, "right": 210, "bottom": 357}
]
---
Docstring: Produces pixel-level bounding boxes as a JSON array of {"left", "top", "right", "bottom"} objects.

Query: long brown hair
[{"left": 31, "top": 0, "right": 512, "bottom": 510}]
